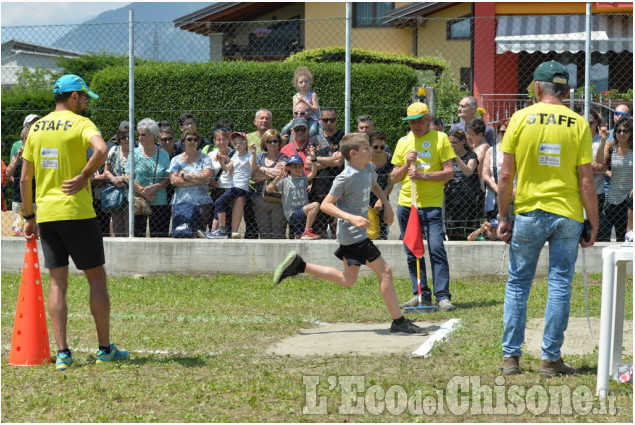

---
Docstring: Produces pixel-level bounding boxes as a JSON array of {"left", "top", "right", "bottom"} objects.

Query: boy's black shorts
[
  {"left": 334, "top": 238, "right": 382, "bottom": 267},
  {"left": 39, "top": 218, "right": 105, "bottom": 270}
]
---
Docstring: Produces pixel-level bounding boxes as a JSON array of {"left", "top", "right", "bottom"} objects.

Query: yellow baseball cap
[{"left": 402, "top": 102, "right": 430, "bottom": 121}]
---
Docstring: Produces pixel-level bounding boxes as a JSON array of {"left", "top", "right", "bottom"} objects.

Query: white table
[{"left": 596, "top": 245, "right": 633, "bottom": 396}]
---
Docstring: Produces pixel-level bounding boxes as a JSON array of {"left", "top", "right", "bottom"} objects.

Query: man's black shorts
[
  {"left": 334, "top": 238, "right": 382, "bottom": 267},
  {"left": 39, "top": 218, "right": 105, "bottom": 270}
]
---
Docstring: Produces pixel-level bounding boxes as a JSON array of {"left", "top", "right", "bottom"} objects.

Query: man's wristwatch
[
  {"left": 423, "top": 173, "right": 430, "bottom": 181},
  {"left": 23, "top": 213, "right": 36, "bottom": 221},
  {"left": 497, "top": 215, "right": 510, "bottom": 222}
]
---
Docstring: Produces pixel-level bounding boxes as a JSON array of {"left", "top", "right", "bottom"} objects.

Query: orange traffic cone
[{"left": 9, "top": 239, "right": 51, "bottom": 366}]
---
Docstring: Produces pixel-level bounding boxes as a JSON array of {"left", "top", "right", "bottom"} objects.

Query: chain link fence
[{"left": 2, "top": 15, "right": 632, "bottom": 241}]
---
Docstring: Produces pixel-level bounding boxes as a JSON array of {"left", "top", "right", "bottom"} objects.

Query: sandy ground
[
  {"left": 267, "top": 320, "right": 446, "bottom": 356},
  {"left": 525, "top": 317, "right": 633, "bottom": 357},
  {"left": 267, "top": 317, "right": 633, "bottom": 357}
]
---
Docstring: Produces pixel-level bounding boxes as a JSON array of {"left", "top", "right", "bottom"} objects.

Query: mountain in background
[{"left": 52, "top": 2, "right": 215, "bottom": 63}]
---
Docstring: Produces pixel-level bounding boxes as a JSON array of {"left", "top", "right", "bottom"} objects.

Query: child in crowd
[
  {"left": 273, "top": 133, "right": 427, "bottom": 334},
  {"left": 200, "top": 132, "right": 257, "bottom": 239},
  {"left": 267, "top": 150, "right": 320, "bottom": 240},
  {"left": 292, "top": 66, "right": 321, "bottom": 137}
]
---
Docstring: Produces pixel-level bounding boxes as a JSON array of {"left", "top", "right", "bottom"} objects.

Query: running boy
[
  {"left": 267, "top": 150, "right": 321, "bottom": 240},
  {"left": 273, "top": 133, "right": 427, "bottom": 334}
]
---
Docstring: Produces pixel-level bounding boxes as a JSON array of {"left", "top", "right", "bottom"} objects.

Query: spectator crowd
[{"left": 4, "top": 72, "right": 632, "bottom": 243}]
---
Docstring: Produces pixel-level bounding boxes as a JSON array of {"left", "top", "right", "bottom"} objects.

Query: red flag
[{"left": 403, "top": 205, "right": 424, "bottom": 258}]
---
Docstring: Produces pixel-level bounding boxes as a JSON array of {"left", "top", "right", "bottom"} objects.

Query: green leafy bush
[
  {"left": 90, "top": 60, "right": 418, "bottom": 147},
  {"left": 286, "top": 46, "right": 447, "bottom": 74},
  {"left": 1, "top": 88, "right": 53, "bottom": 158}
]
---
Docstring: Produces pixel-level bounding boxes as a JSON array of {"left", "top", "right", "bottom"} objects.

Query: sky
[{"left": 2, "top": 1, "right": 134, "bottom": 26}]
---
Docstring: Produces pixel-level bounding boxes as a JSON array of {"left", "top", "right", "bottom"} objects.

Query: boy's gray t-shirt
[
  {"left": 329, "top": 161, "right": 377, "bottom": 245},
  {"left": 277, "top": 176, "right": 309, "bottom": 220}
]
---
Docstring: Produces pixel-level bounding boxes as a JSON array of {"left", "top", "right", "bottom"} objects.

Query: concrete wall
[{"left": 1, "top": 237, "right": 626, "bottom": 279}]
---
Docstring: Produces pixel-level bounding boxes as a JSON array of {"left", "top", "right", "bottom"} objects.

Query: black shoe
[
  {"left": 390, "top": 318, "right": 429, "bottom": 335},
  {"left": 273, "top": 251, "right": 304, "bottom": 284}
]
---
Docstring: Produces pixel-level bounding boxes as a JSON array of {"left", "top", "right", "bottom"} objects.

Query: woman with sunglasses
[
  {"left": 602, "top": 116, "right": 633, "bottom": 241},
  {"left": 444, "top": 129, "right": 480, "bottom": 240},
  {"left": 252, "top": 129, "right": 288, "bottom": 239},
  {"left": 167, "top": 128, "right": 213, "bottom": 236},
  {"left": 368, "top": 131, "right": 394, "bottom": 240},
  {"left": 103, "top": 129, "right": 131, "bottom": 236},
  {"left": 587, "top": 109, "right": 611, "bottom": 241}
]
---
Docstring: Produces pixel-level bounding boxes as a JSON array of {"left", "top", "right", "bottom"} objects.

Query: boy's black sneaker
[
  {"left": 273, "top": 251, "right": 305, "bottom": 284},
  {"left": 390, "top": 318, "right": 429, "bottom": 335}
]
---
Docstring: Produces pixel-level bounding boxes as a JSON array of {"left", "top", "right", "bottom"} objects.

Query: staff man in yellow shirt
[
  {"left": 497, "top": 61, "right": 598, "bottom": 377},
  {"left": 391, "top": 102, "right": 456, "bottom": 312},
  {"left": 21, "top": 74, "right": 129, "bottom": 371}
]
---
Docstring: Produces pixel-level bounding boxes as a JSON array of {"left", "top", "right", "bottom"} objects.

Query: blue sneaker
[
  {"left": 96, "top": 343, "right": 129, "bottom": 364},
  {"left": 207, "top": 229, "right": 229, "bottom": 239},
  {"left": 56, "top": 351, "right": 73, "bottom": 371}
]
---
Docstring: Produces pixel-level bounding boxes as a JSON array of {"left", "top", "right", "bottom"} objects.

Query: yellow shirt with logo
[
  {"left": 501, "top": 102, "right": 593, "bottom": 222},
  {"left": 22, "top": 110, "right": 101, "bottom": 223},
  {"left": 392, "top": 130, "right": 456, "bottom": 208}
]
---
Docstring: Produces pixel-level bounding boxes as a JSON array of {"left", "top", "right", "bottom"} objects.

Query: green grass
[{"left": 1, "top": 271, "right": 632, "bottom": 422}]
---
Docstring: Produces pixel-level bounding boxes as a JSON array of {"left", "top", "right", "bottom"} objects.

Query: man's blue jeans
[
  {"left": 502, "top": 210, "right": 583, "bottom": 361},
  {"left": 397, "top": 206, "right": 451, "bottom": 302}
]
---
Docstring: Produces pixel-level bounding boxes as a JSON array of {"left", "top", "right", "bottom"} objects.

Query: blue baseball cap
[
  {"left": 53, "top": 74, "right": 99, "bottom": 99},
  {"left": 286, "top": 155, "right": 304, "bottom": 166}
]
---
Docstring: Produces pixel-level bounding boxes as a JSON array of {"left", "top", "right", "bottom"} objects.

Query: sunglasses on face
[
  {"left": 120, "top": 135, "right": 130, "bottom": 140},
  {"left": 615, "top": 129, "right": 630, "bottom": 134},
  {"left": 185, "top": 137, "right": 199, "bottom": 142},
  {"left": 589, "top": 121, "right": 596, "bottom": 125},
  {"left": 614, "top": 111, "right": 630, "bottom": 117},
  {"left": 372, "top": 145, "right": 385, "bottom": 150},
  {"left": 266, "top": 138, "right": 281, "bottom": 144},
  {"left": 139, "top": 133, "right": 147, "bottom": 137},
  {"left": 293, "top": 127, "right": 307, "bottom": 132},
  {"left": 293, "top": 111, "right": 307, "bottom": 116},
  {"left": 160, "top": 137, "right": 174, "bottom": 142},
  {"left": 321, "top": 118, "right": 336, "bottom": 123}
]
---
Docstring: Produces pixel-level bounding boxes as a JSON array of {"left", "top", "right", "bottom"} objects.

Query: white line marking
[
  {"left": 410, "top": 318, "right": 461, "bottom": 358},
  {"left": 2, "top": 311, "right": 325, "bottom": 325}
]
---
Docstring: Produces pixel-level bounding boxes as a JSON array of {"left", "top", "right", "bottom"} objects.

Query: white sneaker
[
  {"left": 625, "top": 230, "right": 633, "bottom": 242},
  {"left": 438, "top": 299, "right": 456, "bottom": 312},
  {"left": 231, "top": 232, "right": 242, "bottom": 239}
]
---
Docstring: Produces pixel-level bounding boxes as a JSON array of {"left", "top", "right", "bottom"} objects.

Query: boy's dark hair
[
  {"left": 431, "top": 116, "right": 444, "bottom": 129},
  {"left": 158, "top": 120, "right": 173, "bottom": 131},
  {"left": 339, "top": 132, "right": 369, "bottom": 161},
  {"left": 467, "top": 118, "right": 486, "bottom": 136},
  {"left": 178, "top": 112, "right": 196, "bottom": 126},
  {"left": 369, "top": 130, "right": 386, "bottom": 143}
]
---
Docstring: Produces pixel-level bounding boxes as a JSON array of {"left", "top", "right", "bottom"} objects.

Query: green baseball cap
[{"left": 532, "top": 61, "right": 569, "bottom": 85}]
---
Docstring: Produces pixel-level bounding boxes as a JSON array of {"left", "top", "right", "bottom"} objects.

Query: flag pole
[{"left": 411, "top": 168, "right": 423, "bottom": 307}]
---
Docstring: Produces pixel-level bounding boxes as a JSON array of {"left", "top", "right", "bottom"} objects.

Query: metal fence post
[{"left": 128, "top": 9, "right": 135, "bottom": 237}]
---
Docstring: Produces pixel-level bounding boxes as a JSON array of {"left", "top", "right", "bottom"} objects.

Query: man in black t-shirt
[{"left": 305, "top": 107, "right": 344, "bottom": 237}]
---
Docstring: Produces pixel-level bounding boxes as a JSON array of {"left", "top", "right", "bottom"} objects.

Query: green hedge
[
  {"left": 1, "top": 88, "right": 55, "bottom": 159},
  {"left": 286, "top": 46, "right": 447, "bottom": 75},
  {"left": 90, "top": 60, "right": 418, "bottom": 146}
]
